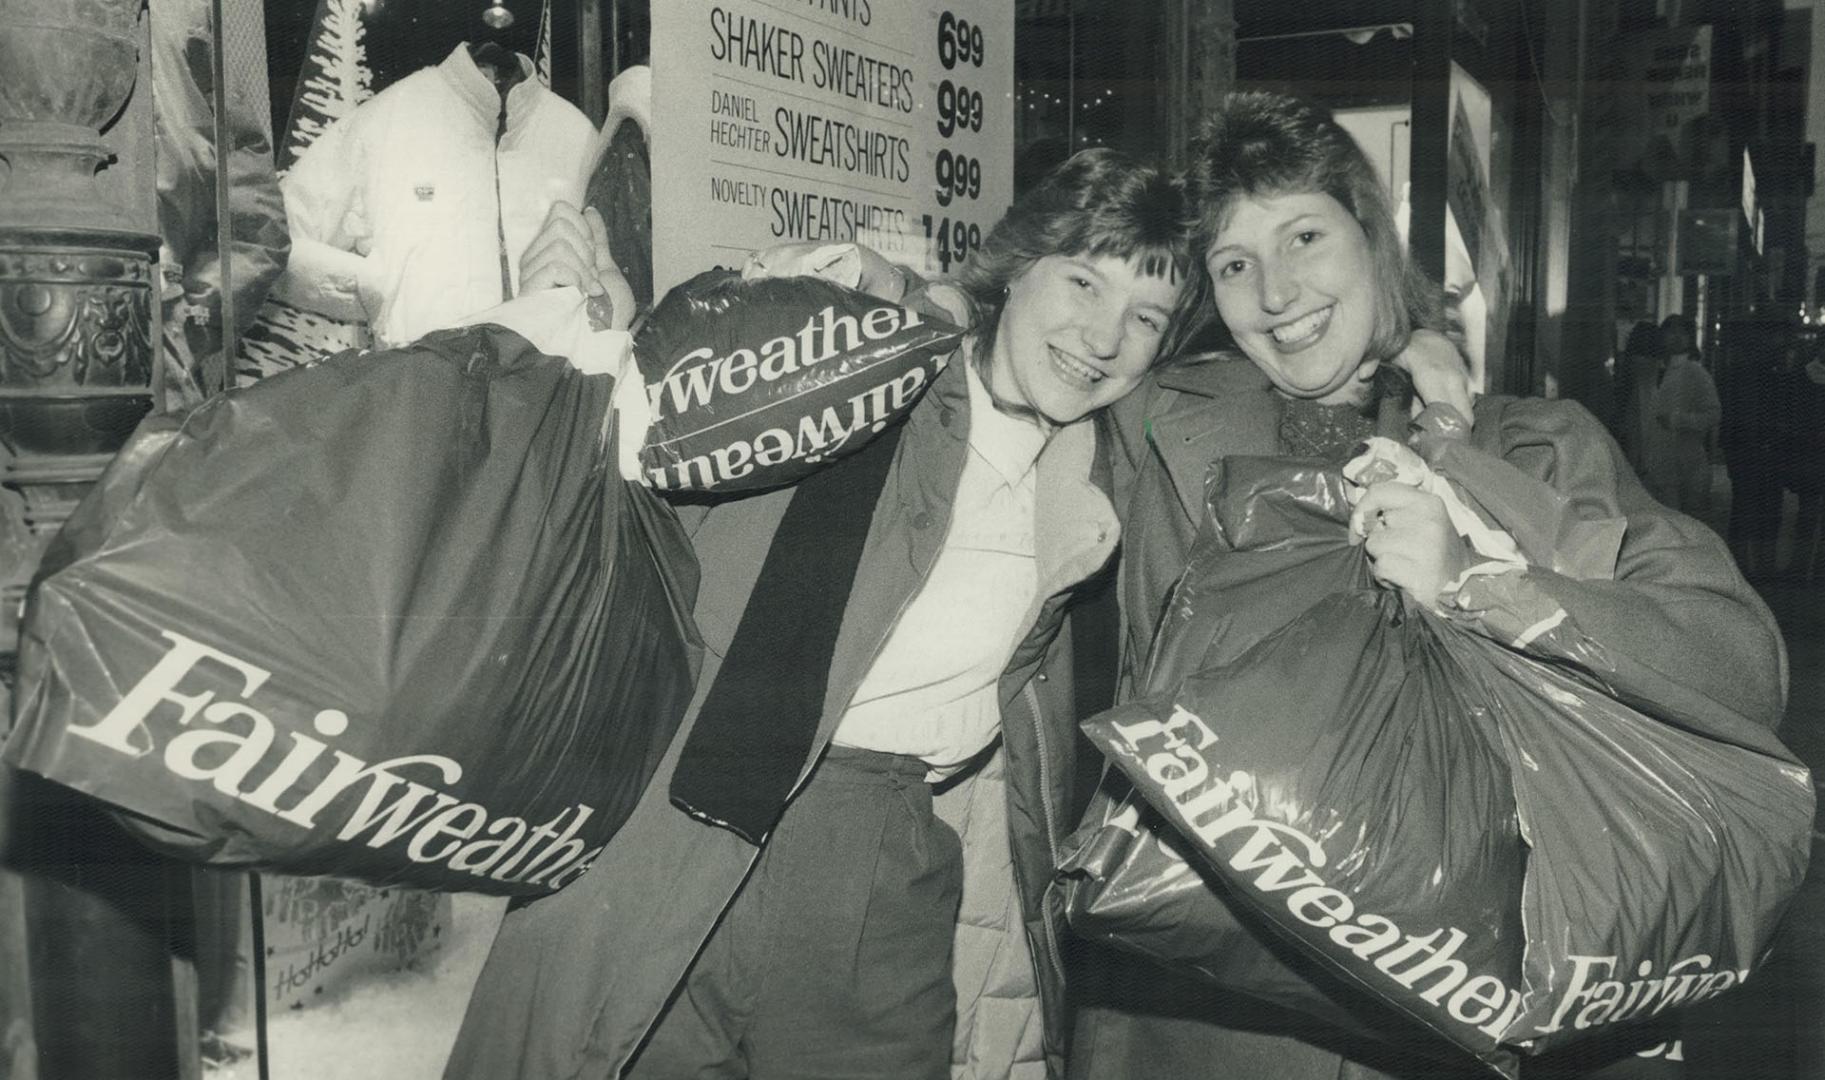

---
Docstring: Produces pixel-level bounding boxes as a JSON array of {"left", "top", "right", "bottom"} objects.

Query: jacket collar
[
  {"left": 441, "top": 43, "right": 540, "bottom": 134},
  {"left": 1142, "top": 352, "right": 1281, "bottom": 527},
  {"left": 900, "top": 355, "right": 1117, "bottom": 598},
  {"left": 964, "top": 362, "right": 1047, "bottom": 485},
  {"left": 1153, "top": 349, "right": 1273, "bottom": 400}
]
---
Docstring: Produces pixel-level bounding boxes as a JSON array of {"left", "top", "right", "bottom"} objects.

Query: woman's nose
[
  {"left": 1259, "top": 260, "right": 1299, "bottom": 314},
  {"left": 1080, "top": 300, "right": 1124, "bottom": 357}
]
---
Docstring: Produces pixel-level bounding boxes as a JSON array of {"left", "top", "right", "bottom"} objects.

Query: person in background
[
  {"left": 1720, "top": 320, "right": 1790, "bottom": 579},
  {"left": 1778, "top": 339, "right": 1825, "bottom": 582},
  {"left": 1615, "top": 319, "right": 1663, "bottom": 477},
  {"left": 1642, "top": 313, "right": 1722, "bottom": 518},
  {"left": 1071, "top": 89, "right": 1786, "bottom": 1080},
  {"left": 445, "top": 149, "right": 1201, "bottom": 1080}
]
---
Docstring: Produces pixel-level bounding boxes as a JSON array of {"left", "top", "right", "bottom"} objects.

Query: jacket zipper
[
  {"left": 1020, "top": 678, "right": 1069, "bottom": 984},
  {"left": 492, "top": 96, "right": 512, "bottom": 301}
]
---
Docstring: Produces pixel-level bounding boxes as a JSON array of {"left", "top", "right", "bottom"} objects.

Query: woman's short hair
[
  {"left": 1185, "top": 91, "right": 1444, "bottom": 363},
  {"left": 958, "top": 148, "right": 1206, "bottom": 372}
]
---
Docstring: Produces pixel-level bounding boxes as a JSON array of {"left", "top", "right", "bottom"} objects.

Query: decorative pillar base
[
  {"left": 0, "top": 225, "right": 173, "bottom": 1080},
  {"left": 1, "top": 3, "right": 187, "bottom": 1075},
  {"left": 0, "top": 226, "right": 157, "bottom": 658}
]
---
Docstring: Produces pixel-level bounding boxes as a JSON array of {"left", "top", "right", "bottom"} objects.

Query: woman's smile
[
  {"left": 1268, "top": 305, "right": 1335, "bottom": 351},
  {"left": 1047, "top": 343, "right": 1107, "bottom": 388}
]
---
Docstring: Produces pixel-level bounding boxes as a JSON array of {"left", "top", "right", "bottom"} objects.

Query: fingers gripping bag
[
  {"left": 1065, "top": 448, "right": 1813, "bottom": 1075},
  {"left": 3, "top": 289, "right": 702, "bottom": 897},
  {"left": 632, "top": 245, "right": 965, "bottom": 493}
]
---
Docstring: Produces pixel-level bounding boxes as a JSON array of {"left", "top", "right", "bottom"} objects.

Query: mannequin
[
  {"left": 272, "top": 41, "right": 596, "bottom": 348},
  {"left": 468, "top": 40, "right": 526, "bottom": 100}
]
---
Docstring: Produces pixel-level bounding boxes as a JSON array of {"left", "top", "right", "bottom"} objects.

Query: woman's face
[
  {"left": 988, "top": 253, "right": 1182, "bottom": 426},
  {"left": 1205, "top": 191, "right": 1379, "bottom": 404}
]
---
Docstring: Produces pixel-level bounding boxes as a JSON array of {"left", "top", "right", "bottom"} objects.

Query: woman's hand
[
  {"left": 519, "top": 202, "right": 637, "bottom": 330},
  {"left": 1390, "top": 329, "right": 1475, "bottom": 422},
  {"left": 1349, "top": 481, "right": 1475, "bottom": 611}
]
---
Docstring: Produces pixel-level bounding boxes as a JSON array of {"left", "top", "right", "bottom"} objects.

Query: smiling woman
[
  {"left": 1071, "top": 89, "right": 1792, "bottom": 1080},
  {"left": 1205, "top": 192, "right": 1378, "bottom": 404},
  {"left": 441, "top": 145, "right": 1207, "bottom": 1080},
  {"left": 1188, "top": 91, "right": 1445, "bottom": 400},
  {"left": 988, "top": 253, "right": 1183, "bottom": 426},
  {"left": 954, "top": 147, "right": 1206, "bottom": 428}
]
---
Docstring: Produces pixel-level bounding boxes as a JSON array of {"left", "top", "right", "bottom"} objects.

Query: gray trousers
[{"left": 626, "top": 745, "right": 964, "bottom": 1080}]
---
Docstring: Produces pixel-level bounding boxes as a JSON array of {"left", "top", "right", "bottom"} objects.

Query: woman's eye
[
  {"left": 1218, "top": 260, "right": 1248, "bottom": 279},
  {"left": 1135, "top": 312, "right": 1161, "bottom": 332},
  {"left": 1294, "top": 230, "right": 1320, "bottom": 246},
  {"left": 1070, "top": 276, "right": 1094, "bottom": 291}
]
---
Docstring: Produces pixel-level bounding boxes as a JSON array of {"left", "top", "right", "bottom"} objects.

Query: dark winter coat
[{"left": 443, "top": 357, "right": 1120, "bottom": 1080}]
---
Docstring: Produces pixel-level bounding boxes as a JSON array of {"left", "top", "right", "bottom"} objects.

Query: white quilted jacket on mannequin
[{"left": 274, "top": 43, "right": 596, "bottom": 348}]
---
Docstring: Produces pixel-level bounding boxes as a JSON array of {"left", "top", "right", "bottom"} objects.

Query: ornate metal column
[{"left": 0, "top": 0, "right": 182, "bottom": 1077}]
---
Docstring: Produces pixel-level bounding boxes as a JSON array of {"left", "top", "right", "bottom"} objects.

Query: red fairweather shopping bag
[{"left": 4, "top": 317, "right": 701, "bottom": 896}]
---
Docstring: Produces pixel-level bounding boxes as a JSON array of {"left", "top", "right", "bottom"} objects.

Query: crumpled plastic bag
[
  {"left": 1063, "top": 452, "right": 1813, "bottom": 1075},
  {"left": 631, "top": 256, "right": 966, "bottom": 493},
  {"left": 3, "top": 292, "right": 702, "bottom": 896}
]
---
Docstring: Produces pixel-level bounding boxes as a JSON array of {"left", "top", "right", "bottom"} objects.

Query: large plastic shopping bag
[
  {"left": 1062, "top": 775, "right": 1415, "bottom": 1046},
  {"left": 632, "top": 261, "right": 964, "bottom": 493},
  {"left": 4, "top": 304, "right": 702, "bottom": 896},
  {"left": 1065, "top": 453, "right": 1813, "bottom": 1075}
]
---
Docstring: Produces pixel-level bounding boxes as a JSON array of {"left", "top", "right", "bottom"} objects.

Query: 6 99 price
[{"left": 937, "top": 11, "right": 985, "bottom": 69}]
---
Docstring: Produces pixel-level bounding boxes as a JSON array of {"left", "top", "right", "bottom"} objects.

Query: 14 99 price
[
  {"left": 934, "top": 149, "right": 981, "bottom": 207},
  {"left": 922, "top": 215, "right": 982, "bottom": 276},
  {"left": 937, "top": 11, "right": 985, "bottom": 69},
  {"left": 936, "top": 80, "right": 984, "bottom": 137}
]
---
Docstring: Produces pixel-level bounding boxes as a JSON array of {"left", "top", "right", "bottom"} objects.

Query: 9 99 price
[
  {"left": 937, "top": 11, "right": 985, "bottom": 69},
  {"left": 936, "top": 80, "right": 984, "bottom": 138},
  {"left": 934, "top": 149, "right": 981, "bottom": 207}
]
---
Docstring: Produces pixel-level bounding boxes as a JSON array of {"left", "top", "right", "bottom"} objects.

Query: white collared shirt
[{"left": 832, "top": 363, "right": 1048, "bottom": 773}]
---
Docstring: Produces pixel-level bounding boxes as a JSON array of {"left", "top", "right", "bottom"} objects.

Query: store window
[{"left": 5, "top": 5, "right": 1561, "bottom": 1077}]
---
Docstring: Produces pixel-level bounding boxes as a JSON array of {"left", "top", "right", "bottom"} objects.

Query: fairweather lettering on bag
[
  {"left": 645, "top": 364, "right": 930, "bottom": 489},
  {"left": 642, "top": 301, "right": 937, "bottom": 489},
  {"left": 64, "top": 630, "right": 604, "bottom": 891},
  {"left": 646, "top": 302, "right": 923, "bottom": 420},
  {"left": 1108, "top": 704, "right": 1749, "bottom": 1041}
]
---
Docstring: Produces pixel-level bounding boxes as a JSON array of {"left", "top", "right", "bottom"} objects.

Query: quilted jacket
[{"left": 273, "top": 43, "right": 595, "bottom": 348}]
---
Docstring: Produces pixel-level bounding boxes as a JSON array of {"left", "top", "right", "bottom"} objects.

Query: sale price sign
[{"left": 651, "top": 1, "right": 1014, "bottom": 292}]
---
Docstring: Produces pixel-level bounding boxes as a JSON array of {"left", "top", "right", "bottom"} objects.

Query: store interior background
[{"left": 0, "top": 0, "right": 1821, "bottom": 1077}]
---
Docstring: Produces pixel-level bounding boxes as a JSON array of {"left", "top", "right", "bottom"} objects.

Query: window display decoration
[{"left": 237, "top": 0, "right": 376, "bottom": 384}]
